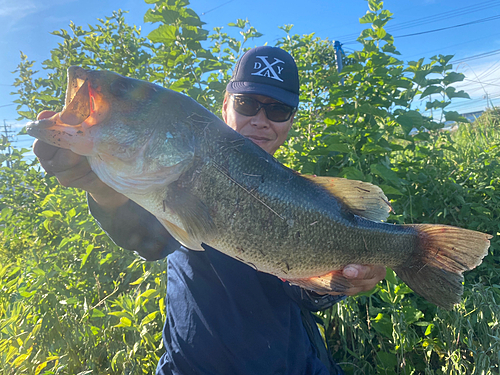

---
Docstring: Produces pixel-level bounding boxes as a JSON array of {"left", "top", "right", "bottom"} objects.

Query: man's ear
[
  {"left": 222, "top": 95, "right": 229, "bottom": 122},
  {"left": 288, "top": 112, "right": 295, "bottom": 130}
]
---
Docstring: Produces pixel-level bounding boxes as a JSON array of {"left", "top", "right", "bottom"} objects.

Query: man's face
[{"left": 222, "top": 94, "right": 295, "bottom": 155}]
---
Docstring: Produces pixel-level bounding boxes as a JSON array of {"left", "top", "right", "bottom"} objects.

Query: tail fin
[{"left": 394, "top": 224, "right": 491, "bottom": 310}]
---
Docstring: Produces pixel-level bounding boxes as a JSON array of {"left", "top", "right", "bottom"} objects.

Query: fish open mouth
[
  {"left": 59, "top": 66, "right": 92, "bottom": 126},
  {"left": 26, "top": 66, "right": 106, "bottom": 155}
]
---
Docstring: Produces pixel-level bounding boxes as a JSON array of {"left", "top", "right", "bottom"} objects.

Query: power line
[
  {"left": 201, "top": 0, "right": 235, "bottom": 16},
  {"left": 475, "top": 60, "right": 500, "bottom": 81},
  {"left": 388, "top": 0, "right": 500, "bottom": 33},
  {"left": 0, "top": 103, "right": 15, "bottom": 108},
  {"left": 445, "top": 94, "right": 500, "bottom": 110},
  {"left": 453, "top": 49, "right": 500, "bottom": 64},
  {"left": 393, "top": 14, "right": 500, "bottom": 38},
  {"left": 404, "top": 31, "right": 500, "bottom": 59},
  {"left": 330, "top": 0, "right": 500, "bottom": 43}
]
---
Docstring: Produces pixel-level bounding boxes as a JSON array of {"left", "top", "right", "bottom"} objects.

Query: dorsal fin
[{"left": 303, "top": 175, "right": 392, "bottom": 222}]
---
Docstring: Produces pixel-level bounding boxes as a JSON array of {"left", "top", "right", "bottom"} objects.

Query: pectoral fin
[
  {"left": 303, "top": 175, "right": 392, "bottom": 222},
  {"left": 165, "top": 184, "right": 217, "bottom": 246},
  {"left": 157, "top": 217, "right": 204, "bottom": 251}
]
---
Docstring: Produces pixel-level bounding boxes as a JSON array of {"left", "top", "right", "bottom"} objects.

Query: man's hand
[
  {"left": 33, "top": 110, "right": 128, "bottom": 210},
  {"left": 330, "top": 264, "right": 386, "bottom": 296}
]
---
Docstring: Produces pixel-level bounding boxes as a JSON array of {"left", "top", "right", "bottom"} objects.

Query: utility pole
[
  {"left": 334, "top": 41, "right": 344, "bottom": 84},
  {"left": 2, "top": 119, "right": 15, "bottom": 168}
]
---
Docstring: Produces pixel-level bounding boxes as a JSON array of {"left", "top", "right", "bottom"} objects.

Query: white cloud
[
  {"left": 0, "top": 0, "right": 76, "bottom": 31},
  {"left": 0, "top": 0, "right": 38, "bottom": 31},
  {"left": 0, "top": 0, "right": 37, "bottom": 17}
]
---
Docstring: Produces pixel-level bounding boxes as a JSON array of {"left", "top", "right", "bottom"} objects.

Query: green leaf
[
  {"left": 31, "top": 267, "right": 46, "bottom": 276},
  {"left": 385, "top": 268, "right": 398, "bottom": 284},
  {"left": 370, "top": 164, "right": 399, "bottom": 183},
  {"left": 67, "top": 207, "right": 76, "bottom": 219},
  {"left": 111, "top": 349, "right": 126, "bottom": 371},
  {"left": 396, "top": 110, "right": 424, "bottom": 134},
  {"left": 445, "top": 86, "right": 470, "bottom": 99},
  {"left": 148, "top": 24, "right": 177, "bottom": 44},
  {"left": 375, "top": 27, "right": 387, "bottom": 39},
  {"left": 402, "top": 305, "right": 424, "bottom": 324},
  {"left": 140, "top": 289, "right": 159, "bottom": 299},
  {"left": 443, "top": 71, "right": 465, "bottom": 85},
  {"left": 109, "top": 311, "right": 134, "bottom": 319},
  {"left": 91, "top": 309, "right": 106, "bottom": 318},
  {"left": 326, "top": 143, "right": 351, "bottom": 153},
  {"left": 114, "top": 316, "right": 132, "bottom": 328},
  {"left": 12, "top": 353, "right": 30, "bottom": 366},
  {"left": 19, "top": 290, "right": 37, "bottom": 298},
  {"left": 143, "top": 9, "right": 164, "bottom": 24},
  {"left": 40, "top": 210, "right": 61, "bottom": 218},
  {"left": 359, "top": 13, "right": 377, "bottom": 24},
  {"left": 141, "top": 311, "right": 159, "bottom": 326},
  {"left": 59, "top": 234, "right": 81, "bottom": 249},
  {"left": 376, "top": 351, "right": 398, "bottom": 371},
  {"left": 361, "top": 144, "right": 390, "bottom": 154},
  {"left": 372, "top": 313, "right": 393, "bottom": 337},
  {"left": 444, "top": 111, "right": 469, "bottom": 123},
  {"left": 425, "top": 323, "right": 434, "bottom": 336},
  {"left": 420, "top": 85, "right": 442, "bottom": 99},
  {"left": 368, "top": 0, "right": 383, "bottom": 12},
  {"left": 80, "top": 244, "right": 94, "bottom": 268},
  {"left": 130, "top": 276, "right": 144, "bottom": 286},
  {"left": 169, "top": 77, "right": 193, "bottom": 92},
  {"left": 340, "top": 167, "right": 365, "bottom": 181},
  {"left": 379, "top": 184, "right": 403, "bottom": 196}
]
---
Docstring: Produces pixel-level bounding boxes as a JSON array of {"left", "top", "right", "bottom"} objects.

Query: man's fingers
[
  {"left": 343, "top": 264, "right": 386, "bottom": 281},
  {"left": 33, "top": 139, "right": 61, "bottom": 161},
  {"left": 37, "top": 110, "right": 57, "bottom": 120},
  {"left": 337, "top": 264, "right": 386, "bottom": 295},
  {"left": 43, "top": 148, "right": 86, "bottom": 174},
  {"left": 50, "top": 157, "right": 93, "bottom": 187}
]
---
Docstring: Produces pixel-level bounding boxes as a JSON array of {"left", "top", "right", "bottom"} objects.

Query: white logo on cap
[{"left": 251, "top": 56, "right": 284, "bottom": 82}]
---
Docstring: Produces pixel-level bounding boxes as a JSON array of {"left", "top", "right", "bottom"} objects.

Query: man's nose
[{"left": 250, "top": 108, "right": 269, "bottom": 127}]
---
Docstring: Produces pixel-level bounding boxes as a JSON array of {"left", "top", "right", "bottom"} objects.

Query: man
[{"left": 34, "top": 46, "right": 385, "bottom": 374}]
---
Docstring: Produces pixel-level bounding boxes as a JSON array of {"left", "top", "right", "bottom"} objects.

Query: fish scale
[{"left": 189, "top": 136, "right": 422, "bottom": 278}]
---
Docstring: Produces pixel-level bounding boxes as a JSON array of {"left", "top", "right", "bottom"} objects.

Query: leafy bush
[{"left": 1, "top": 0, "right": 499, "bottom": 374}]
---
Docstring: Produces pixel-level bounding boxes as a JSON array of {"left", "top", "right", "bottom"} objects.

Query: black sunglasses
[{"left": 231, "top": 95, "right": 296, "bottom": 122}]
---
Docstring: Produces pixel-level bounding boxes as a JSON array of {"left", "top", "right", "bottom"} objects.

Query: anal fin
[{"left": 287, "top": 270, "right": 352, "bottom": 294}]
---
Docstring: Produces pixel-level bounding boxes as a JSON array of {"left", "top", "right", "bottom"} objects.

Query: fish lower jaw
[{"left": 87, "top": 156, "right": 175, "bottom": 197}]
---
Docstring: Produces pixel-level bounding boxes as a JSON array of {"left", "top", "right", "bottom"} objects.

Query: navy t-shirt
[
  {"left": 157, "top": 246, "right": 330, "bottom": 374},
  {"left": 88, "top": 196, "right": 344, "bottom": 375}
]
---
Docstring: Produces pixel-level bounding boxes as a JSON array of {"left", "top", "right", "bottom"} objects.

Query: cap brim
[{"left": 227, "top": 81, "right": 299, "bottom": 108}]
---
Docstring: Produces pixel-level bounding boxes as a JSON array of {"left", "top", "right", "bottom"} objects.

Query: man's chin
[{"left": 244, "top": 137, "right": 275, "bottom": 154}]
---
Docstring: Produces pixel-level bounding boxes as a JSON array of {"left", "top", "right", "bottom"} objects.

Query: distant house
[
  {"left": 460, "top": 110, "right": 484, "bottom": 122},
  {"left": 411, "top": 110, "right": 485, "bottom": 136},
  {"left": 441, "top": 110, "right": 484, "bottom": 131}
]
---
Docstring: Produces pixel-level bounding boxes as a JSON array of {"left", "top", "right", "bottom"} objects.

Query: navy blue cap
[{"left": 226, "top": 46, "right": 299, "bottom": 108}]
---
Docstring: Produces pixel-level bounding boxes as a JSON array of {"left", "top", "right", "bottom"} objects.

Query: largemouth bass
[{"left": 27, "top": 67, "right": 491, "bottom": 309}]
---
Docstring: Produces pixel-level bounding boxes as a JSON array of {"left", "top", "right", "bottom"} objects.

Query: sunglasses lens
[
  {"left": 233, "top": 96, "right": 294, "bottom": 122},
  {"left": 233, "top": 96, "right": 260, "bottom": 116},
  {"left": 265, "top": 104, "right": 293, "bottom": 122}
]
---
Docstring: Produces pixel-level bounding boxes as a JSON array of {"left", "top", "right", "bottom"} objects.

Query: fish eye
[{"left": 110, "top": 78, "right": 134, "bottom": 97}]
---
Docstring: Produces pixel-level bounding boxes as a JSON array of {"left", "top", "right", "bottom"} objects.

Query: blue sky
[{"left": 2, "top": 0, "right": 500, "bottom": 151}]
